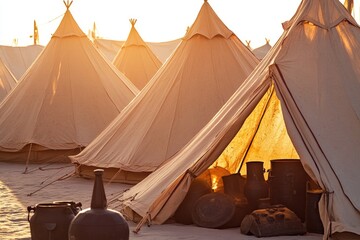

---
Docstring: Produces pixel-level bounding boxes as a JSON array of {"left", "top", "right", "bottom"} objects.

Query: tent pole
[
  {"left": 106, "top": 169, "right": 123, "bottom": 185},
  {"left": 134, "top": 213, "right": 151, "bottom": 234},
  {"left": 23, "top": 143, "right": 33, "bottom": 174},
  {"left": 237, "top": 84, "right": 275, "bottom": 173}
]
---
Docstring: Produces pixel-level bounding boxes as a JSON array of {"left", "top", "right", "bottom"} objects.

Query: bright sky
[{"left": 0, "top": 0, "right": 358, "bottom": 48}]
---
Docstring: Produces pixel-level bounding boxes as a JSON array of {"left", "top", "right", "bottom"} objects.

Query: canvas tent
[
  {"left": 118, "top": 0, "right": 360, "bottom": 238},
  {"left": 93, "top": 39, "right": 123, "bottom": 61},
  {"left": 0, "top": 44, "right": 44, "bottom": 79},
  {"left": 0, "top": 2, "right": 138, "bottom": 164},
  {"left": 112, "top": 19, "right": 162, "bottom": 90},
  {"left": 70, "top": 0, "right": 259, "bottom": 183},
  {"left": 252, "top": 39, "right": 272, "bottom": 60},
  {"left": 94, "top": 38, "right": 181, "bottom": 63},
  {"left": 0, "top": 57, "right": 17, "bottom": 101},
  {"left": 146, "top": 38, "right": 182, "bottom": 63}
]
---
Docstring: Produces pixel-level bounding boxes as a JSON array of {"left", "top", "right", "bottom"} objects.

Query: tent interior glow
[{"left": 4, "top": 0, "right": 357, "bottom": 48}]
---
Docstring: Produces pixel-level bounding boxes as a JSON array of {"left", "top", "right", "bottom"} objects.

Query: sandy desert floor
[{"left": 0, "top": 162, "right": 323, "bottom": 240}]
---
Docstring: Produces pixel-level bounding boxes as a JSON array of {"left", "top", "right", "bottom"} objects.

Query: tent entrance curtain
[{"left": 212, "top": 83, "right": 298, "bottom": 177}]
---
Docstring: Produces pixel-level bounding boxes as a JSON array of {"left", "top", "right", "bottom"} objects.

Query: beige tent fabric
[
  {"left": 94, "top": 38, "right": 181, "bottom": 63},
  {"left": 118, "top": 0, "right": 360, "bottom": 238},
  {"left": 0, "top": 45, "right": 44, "bottom": 79},
  {"left": 252, "top": 40, "right": 272, "bottom": 60},
  {"left": 70, "top": 1, "right": 259, "bottom": 179},
  {"left": 112, "top": 19, "right": 162, "bottom": 90},
  {"left": 146, "top": 39, "right": 182, "bottom": 63},
  {"left": 0, "top": 8, "right": 138, "bottom": 154},
  {"left": 0, "top": 58, "right": 17, "bottom": 101},
  {"left": 93, "top": 39, "right": 124, "bottom": 61}
]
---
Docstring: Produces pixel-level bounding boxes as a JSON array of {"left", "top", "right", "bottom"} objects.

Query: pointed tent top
[
  {"left": 129, "top": 19, "right": 137, "bottom": 27},
  {"left": 245, "top": 40, "right": 252, "bottom": 50},
  {"left": 184, "top": 0, "right": 233, "bottom": 40},
  {"left": 52, "top": 4, "right": 86, "bottom": 38},
  {"left": 63, "top": 0, "right": 73, "bottom": 9},
  {"left": 252, "top": 38, "right": 271, "bottom": 59},
  {"left": 121, "top": 19, "right": 146, "bottom": 48},
  {"left": 344, "top": 0, "right": 354, "bottom": 14},
  {"left": 283, "top": 0, "right": 358, "bottom": 30}
]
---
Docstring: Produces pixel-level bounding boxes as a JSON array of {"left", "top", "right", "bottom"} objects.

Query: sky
[{"left": 0, "top": 0, "right": 358, "bottom": 49}]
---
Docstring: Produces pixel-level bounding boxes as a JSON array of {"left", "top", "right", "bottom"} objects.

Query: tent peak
[
  {"left": 265, "top": 38, "right": 270, "bottom": 44},
  {"left": 63, "top": 0, "right": 73, "bottom": 9},
  {"left": 129, "top": 19, "right": 137, "bottom": 27}
]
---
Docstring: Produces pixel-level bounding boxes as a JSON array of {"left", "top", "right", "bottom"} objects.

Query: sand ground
[{"left": 0, "top": 162, "right": 323, "bottom": 240}]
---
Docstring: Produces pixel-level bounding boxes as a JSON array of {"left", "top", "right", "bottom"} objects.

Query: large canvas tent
[
  {"left": 0, "top": 44, "right": 44, "bottom": 79},
  {"left": 0, "top": 3, "right": 138, "bottom": 163},
  {"left": 0, "top": 57, "right": 17, "bottom": 101},
  {"left": 112, "top": 19, "right": 162, "bottom": 90},
  {"left": 118, "top": 0, "right": 360, "bottom": 238},
  {"left": 70, "top": 0, "right": 259, "bottom": 183}
]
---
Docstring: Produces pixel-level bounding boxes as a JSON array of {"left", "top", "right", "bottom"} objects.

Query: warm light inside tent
[
  {"left": 210, "top": 173, "right": 221, "bottom": 191},
  {"left": 303, "top": 22, "right": 317, "bottom": 42},
  {"left": 197, "top": 166, "right": 230, "bottom": 192},
  {"left": 211, "top": 84, "right": 299, "bottom": 178}
]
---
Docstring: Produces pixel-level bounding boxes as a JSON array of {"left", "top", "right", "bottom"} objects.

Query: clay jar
[
  {"left": 244, "top": 161, "right": 268, "bottom": 209},
  {"left": 68, "top": 169, "right": 129, "bottom": 240},
  {"left": 28, "top": 202, "right": 75, "bottom": 240}
]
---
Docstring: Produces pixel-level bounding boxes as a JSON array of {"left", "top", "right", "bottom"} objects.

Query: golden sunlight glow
[
  {"left": 0, "top": 181, "right": 29, "bottom": 239},
  {"left": 2, "top": 1, "right": 360, "bottom": 48},
  {"left": 51, "top": 62, "right": 62, "bottom": 103},
  {"left": 0, "top": 0, "right": 304, "bottom": 48},
  {"left": 0, "top": 80, "right": 5, "bottom": 89},
  {"left": 211, "top": 175, "right": 220, "bottom": 191},
  {"left": 303, "top": 22, "right": 317, "bottom": 42},
  {"left": 336, "top": 23, "right": 354, "bottom": 58},
  {"left": 214, "top": 86, "right": 299, "bottom": 177},
  {"left": 197, "top": 167, "right": 230, "bottom": 192}
]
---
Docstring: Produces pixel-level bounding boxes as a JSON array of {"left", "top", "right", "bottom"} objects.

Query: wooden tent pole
[{"left": 23, "top": 143, "right": 33, "bottom": 174}]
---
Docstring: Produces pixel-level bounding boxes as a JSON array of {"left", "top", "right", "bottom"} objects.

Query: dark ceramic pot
[
  {"left": 244, "top": 161, "right": 268, "bottom": 209},
  {"left": 28, "top": 202, "right": 75, "bottom": 240},
  {"left": 68, "top": 169, "right": 129, "bottom": 240},
  {"left": 268, "top": 159, "right": 308, "bottom": 221}
]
